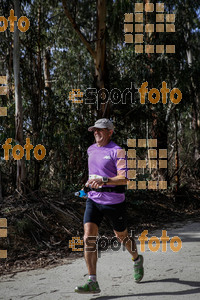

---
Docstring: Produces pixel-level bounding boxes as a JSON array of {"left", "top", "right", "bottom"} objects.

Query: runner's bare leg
[
  {"left": 84, "top": 222, "right": 98, "bottom": 275},
  {"left": 114, "top": 228, "right": 138, "bottom": 260}
]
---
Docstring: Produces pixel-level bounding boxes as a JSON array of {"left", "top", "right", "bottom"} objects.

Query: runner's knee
[
  {"left": 84, "top": 222, "right": 98, "bottom": 243},
  {"left": 115, "top": 232, "right": 128, "bottom": 243},
  {"left": 114, "top": 228, "right": 129, "bottom": 243}
]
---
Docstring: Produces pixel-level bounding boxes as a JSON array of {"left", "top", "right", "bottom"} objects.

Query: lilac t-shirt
[{"left": 87, "top": 141, "right": 126, "bottom": 205}]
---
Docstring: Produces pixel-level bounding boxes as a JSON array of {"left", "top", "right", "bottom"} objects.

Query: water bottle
[
  {"left": 74, "top": 189, "right": 88, "bottom": 198},
  {"left": 74, "top": 184, "right": 102, "bottom": 198}
]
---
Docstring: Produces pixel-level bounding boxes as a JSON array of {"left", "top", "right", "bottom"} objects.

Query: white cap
[{"left": 88, "top": 118, "right": 114, "bottom": 132}]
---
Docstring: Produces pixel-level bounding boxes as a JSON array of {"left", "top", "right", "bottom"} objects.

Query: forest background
[{"left": 0, "top": 0, "right": 200, "bottom": 274}]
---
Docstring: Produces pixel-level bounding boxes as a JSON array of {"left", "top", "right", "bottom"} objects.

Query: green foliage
[{"left": 0, "top": 0, "right": 200, "bottom": 194}]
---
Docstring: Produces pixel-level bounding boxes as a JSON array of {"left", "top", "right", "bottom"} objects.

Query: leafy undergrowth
[{"left": 0, "top": 188, "right": 199, "bottom": 276}]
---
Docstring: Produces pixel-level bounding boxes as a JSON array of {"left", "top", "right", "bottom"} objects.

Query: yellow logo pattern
[
  {"left": 0, "top": 76, "right": 8, "bottom": 116},
  {"left": 69, "top": 237, "right": 84, "bottom": 251},
  {"left": 117, "top": 138, "right": 167, "bottom": 190},
  {"left": 69, "top": 89, "right": 83, "bottom": 103},
  {"left": 0, "top": 218, "right": 7, "bottom": 259},
  {"left": 124, "top": 2, "right": 175, "bottom": 53}
]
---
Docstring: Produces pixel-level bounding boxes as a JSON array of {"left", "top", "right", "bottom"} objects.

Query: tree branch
[{"left": 61, "top": 0, "right": 96, "bottom": 60}]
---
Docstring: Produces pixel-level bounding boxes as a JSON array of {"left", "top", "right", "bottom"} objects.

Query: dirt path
[{"left": 0, "top": 220, "right": 200, "bottom": 300}]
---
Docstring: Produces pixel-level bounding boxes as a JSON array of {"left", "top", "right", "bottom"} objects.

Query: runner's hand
[{"left": 87, "top": 178, "right": 104, "bottom": 189}]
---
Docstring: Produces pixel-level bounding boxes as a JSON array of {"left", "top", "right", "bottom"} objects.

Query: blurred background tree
[{"left": 0, "top": 0, "right": 199, "bottom": 196}]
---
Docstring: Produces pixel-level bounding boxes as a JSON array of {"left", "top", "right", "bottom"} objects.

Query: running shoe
[
  {"left": 133, "top": 255, "right": 144, "bottom": 283},
  {"left": 75, "top": 279, "right": 101, "bottom": 294}
]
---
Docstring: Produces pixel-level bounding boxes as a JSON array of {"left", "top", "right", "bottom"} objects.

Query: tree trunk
[
  {"left": 95, "top": 0, "right": 107, "bottom": 117},
  {"left": 33, "top": 3, "right": 42, "bottom": 190},
  {"left": 175, "top": 109, "right": 180, "bottom": 191},
  {"left": 62, "top": 0, "right": 107, "bottom": 118},
  {"left": 185, "top": 22, "right": 200, "bottom": 161},
  {"left": 145, "top": 0, "right": 168, "bottom": 181},
  {"left": 14, "top": 0, "right": 26, "bottom": 192},
  {"left": 44, "top": 47, "right": 51, "bottom": 95},
  {"left": 151, "top": 112, "right": 168, "bottom": 182},
  {"left": 95, "top": 0, "right": 106, "bottom": 89}
]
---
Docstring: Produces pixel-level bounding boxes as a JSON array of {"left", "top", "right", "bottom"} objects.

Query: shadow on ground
[{"left": 91, "top": 278, "right": 200, "bottom": 299}]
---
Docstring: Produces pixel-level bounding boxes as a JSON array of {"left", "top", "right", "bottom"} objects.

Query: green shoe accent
[
  {"left": 75, "top": 279, "right": 101, "bottom": 294},
  {"left": 133, "top": 255, "right": 144, "bottom": 283}
]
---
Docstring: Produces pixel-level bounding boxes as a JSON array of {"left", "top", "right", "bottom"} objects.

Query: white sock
[{"left": 89, "top": 275, "right": 96, "bottom": 282}]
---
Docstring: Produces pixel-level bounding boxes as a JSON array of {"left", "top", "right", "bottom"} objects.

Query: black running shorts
[{"left": 83, "top": 198, "right": 127, "bottom": 232}]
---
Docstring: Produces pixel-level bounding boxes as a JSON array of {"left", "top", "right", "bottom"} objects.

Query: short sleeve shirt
[{"left": 87, "top": 141, "right": 127, "bottom": 205}]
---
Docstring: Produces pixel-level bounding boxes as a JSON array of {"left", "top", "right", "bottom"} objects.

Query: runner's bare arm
[{"left": 87, "top": 173, "right": 128, "bottom": 188}]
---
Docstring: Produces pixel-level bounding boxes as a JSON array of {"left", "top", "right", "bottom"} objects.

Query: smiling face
[{"left": 93, "top": 128, "right": 113, "bottom": 147}]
